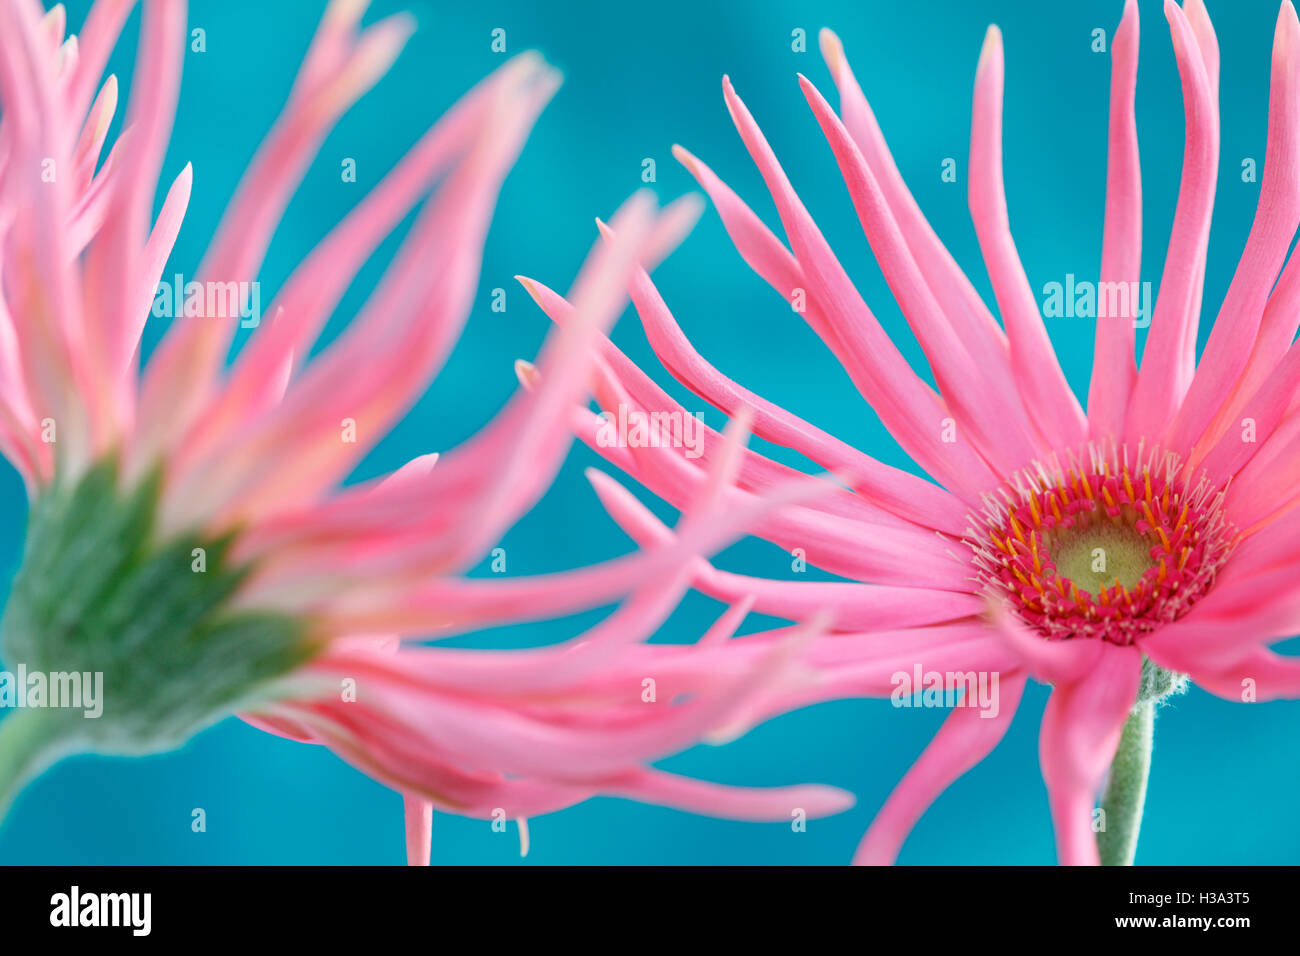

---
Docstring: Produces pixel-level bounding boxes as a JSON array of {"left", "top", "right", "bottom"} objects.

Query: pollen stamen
[{"left": 968, "top": 443, "right": 1235, "bottom": 645}]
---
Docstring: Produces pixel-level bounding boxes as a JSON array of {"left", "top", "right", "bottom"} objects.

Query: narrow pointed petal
[
  {"left": 798, "top": 72, "right": 1040, "bottom": 473},
  {"left": 969, "top": 26, "right": 1087, "bottom": 447},
  {"left": 1038, "top": 645, "right": 1141, "bottom": 866},
  {"left": 1087, "top": 0, "right": 1141, "bottom": 440},
  {"left": 1162, "top": 2, "right": 1300, "bottom": 452},
  {"left": 720, "top": 77, "right": 999, "bottom": 501},
  {"left": 855, "top": 673, "right": 1025, "bottom": 865},
  {"left": 817, "top": 28, "right": 1015, "bottom": 387}
]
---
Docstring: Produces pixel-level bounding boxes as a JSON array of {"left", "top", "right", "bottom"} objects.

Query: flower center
[{"left": 970, "top": 445, "right": 1234, "bottom": 645}]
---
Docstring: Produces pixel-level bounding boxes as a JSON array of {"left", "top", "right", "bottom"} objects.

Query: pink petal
[
  {"left": 719, "top": 77, "right": 998, "bottom": 501},
  {"left": 799, "top": 72, "right": 1040, "bottom": 474},
  {"left": 855, "top": 672, "right": 1025, "bottom": 865},
  {"left": 402, "top": 795, "right": 433, "bottom": 866},
  {"left": 969, "top": 27, "right": 1087, "bottom": 448},
  {"left": 1163, "top": 2, "right": 1300, "bottom": 452},
  {"left": 1087, "top": 0, "right": 1141, "bottom": 440},
  {"left": 1038, "top": 644, "right": 1142, "bottom": 866}
]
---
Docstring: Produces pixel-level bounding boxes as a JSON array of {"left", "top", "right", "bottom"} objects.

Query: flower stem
[
  {"left": 0, "top": 709, "right": 62, "bottom": 821},
  {"left": 1096, "top": 701, "right": 1154, "bottom": 866}
]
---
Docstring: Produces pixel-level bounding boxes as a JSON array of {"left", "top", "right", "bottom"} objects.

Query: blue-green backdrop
[{"left": 1, "top": 0, "right": 1297, "bottom": 864}]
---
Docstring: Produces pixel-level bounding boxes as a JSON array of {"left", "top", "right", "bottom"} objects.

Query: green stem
[
  {"left": 1096, "top": 702, "right": 1154, "bottom": 866},
  {"left": 0, "top": 708, "right": 63, "bottom": 820}
]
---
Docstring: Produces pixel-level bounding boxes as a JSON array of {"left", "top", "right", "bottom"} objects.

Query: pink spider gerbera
[
  {"left": 0, "top": 0, "right": 853, "bottom": 864},
  {"left": 522, "top": 0, "right": 1300, "bottom": 864}
]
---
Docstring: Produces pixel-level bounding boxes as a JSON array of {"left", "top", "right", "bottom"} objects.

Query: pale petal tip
[
  {"left": 720, "top": 75, "right": 741, "bottom": 120},
  {"left": 332, "top": 13, "right": 415, "bottom": 105},
  {"left": 1117, "top": 0, "right": 1138, "bottom": 37},
  {"left": 795, "top": 72, "right": 828, "bottom": 108},
  {"left": 978, "top": 24, "right": 1003, "bottom": 70},
  {"left": 513, "top": 359, "right": 540, "bottom": 390},
  {"left": 509, "top": 48, "right": 546, "bottom": 72},
  {"left": 818, "top": 28, "right": 845, "bottom": 76},
  {"left": 514, "top": 274, "right": 543, "bottom": 305},
  {"left": 800, "top": 785, "right": 858, "bottom": 816},
  {"left": 829, "top": 786, "right": 857, "bottom": 813},
  {"left": 1279, "top": 0, "right": 1300, "bottom": 37},
  {"left": 326, "top": 0, "right": 371, "bottom": 29},
  {"left": 703, "top": 722, "right": 751, "bottom": 746},
  {"left": 525, "top": 61, "right": 564, "bottom": 102},
  {"left": 368, "top": 11, "right": 416, "bottom": 50},
  {"left": 501, "top": 51, "right": 561, "bottom": 103},
  {"left": 661, "top": 191, "right": 706, "bottom": 245},
  {"left": 671, "top": 143, "right": 699, "bottom": 174},
  {"left": 583, "top": 466, "right": 620, "bottom": 496},
  {"left": 666, "top": 190, "right": 706, "bottom": 217}
]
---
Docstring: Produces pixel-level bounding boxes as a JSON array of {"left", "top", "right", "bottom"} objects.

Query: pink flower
[
  {"left": 522, "top": 0, "right": 1300, "bottom": 864},
  {"left": 0, "top": 0, "right": 852, "bottom": 864}
]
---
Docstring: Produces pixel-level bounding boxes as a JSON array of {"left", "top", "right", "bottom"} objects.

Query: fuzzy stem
[{"left": 1096, "top": 701, "right": 1154, "bottom": 866}]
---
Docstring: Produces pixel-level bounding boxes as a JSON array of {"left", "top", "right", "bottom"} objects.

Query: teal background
[{"left": 1, "top": 0, "right": 1298, "bottom": 864}]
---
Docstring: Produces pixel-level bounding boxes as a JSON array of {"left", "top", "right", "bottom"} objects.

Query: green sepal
[
  {"left": 0, "top": 456, "right": 319, "bottom": 755},
  {"left": 1135, "top": 654, "right": 1187, "bottom": 706}
]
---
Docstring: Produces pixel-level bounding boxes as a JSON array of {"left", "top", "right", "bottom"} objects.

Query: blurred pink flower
[
  {"left": 525, "top": 0, "right": 1300, "bottom": 864},
  {"left": 0, "top": 0, "right": 852, "bottom": 863}
]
